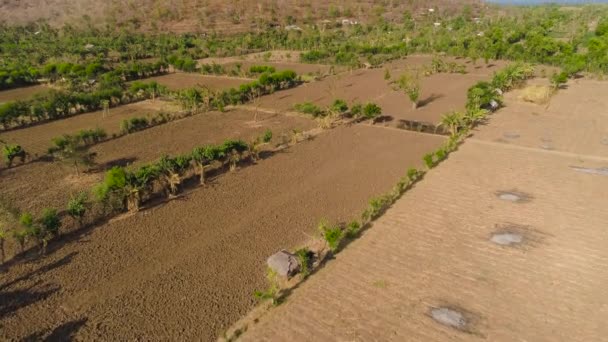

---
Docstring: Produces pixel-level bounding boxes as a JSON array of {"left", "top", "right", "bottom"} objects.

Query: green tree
[
  {"left": 397, "top": 72, "right": 421, "bottom": 109},
  {"left": 67, "top": 192, "right": 88, "bottom": 226}
]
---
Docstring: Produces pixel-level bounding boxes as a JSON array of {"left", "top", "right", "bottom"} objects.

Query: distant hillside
[{"left": 0, "top": 0, "right": 483, "bottom": 33}]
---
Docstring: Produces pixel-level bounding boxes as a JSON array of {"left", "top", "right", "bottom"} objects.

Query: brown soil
[
  {"left": 257, "top": 56, "right": 502, "bottom": 125},
  {"left": 0, "top": 109, "right": 314, "bottom": 216},
  {"left": 0, "top": 125, "right": 444, "bottom": 341},
  {"left": 0, "top": 100, "right": 178, "bottom": 156},
  {"left": 134, "top": 73, "right": 253, "bottom": 91},
  {"left": 0, "top": 84, "right": 50, "bottom": 103},
  {"left": 240, "top": 79, "right": 608, "bottom": 341},
  {"left": 472, "top": 78, "right": 608, "bottom": 158}
]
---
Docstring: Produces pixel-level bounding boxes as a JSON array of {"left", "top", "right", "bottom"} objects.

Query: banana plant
[{"left": 191, "top": 145, "right": 223, "bottom": 185}]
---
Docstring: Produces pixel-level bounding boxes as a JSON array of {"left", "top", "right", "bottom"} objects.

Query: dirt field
[
  {"left": 0, "top": 84, "right": 50, "bottom": 103},
  {"left": 473, "top": 78, "right": 608, "bottom": 158},
  {"left": 135, "top": 73, "right": 252, "bottom": 91},
  {"left": 0, "top": 125, "right": 445, "bottom": 341},
  {"left": 0, "top": 100, "right": 178, "bottom": 156},
  {"left": 256, "top": 56, "right": 501, "bottom": 125},
  {"left": 240, "top": 79, "right": 608, "bottom": 341},
  {"left": 0, "top": 108, "right": 314, "bottom": 216}
]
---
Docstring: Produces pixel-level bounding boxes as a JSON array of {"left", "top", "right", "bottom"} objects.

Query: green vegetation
[
  {"left": 318, "top": 219, "right": 343, "bottom": 253},
  {"left": 294, "top": 102, "right": 324, "bottom": 117},
  {"left": 1, "top": 143, "right": 27, "bottom": 168},
  {"left": 396, "top": 72, "right": 421, "bottom": 109}
]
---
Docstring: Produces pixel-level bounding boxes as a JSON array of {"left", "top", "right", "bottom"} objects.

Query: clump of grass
[
  {"left": 520, "top": 85, "right": 553, "bottom": 104},
  {"left": 254, "top": 268, "right": 280, "bottom": 305}
]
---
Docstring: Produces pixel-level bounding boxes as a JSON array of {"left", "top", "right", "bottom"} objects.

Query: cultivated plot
[
  {"left": 0, "top": 100, "right": 178, "bottom": 156},
  {"left": 0, "top": 125, "right": 445, "bottom": 341},
  {"left": 472, "top": 78, "right": 608, "bottom": 158},
  {"left": 0, "top": 108, "right": 315, "bottom": 214},
  {"left": 133, "top": 73, "right": 252, "bottom": 91},
  {"left": 0, "top": 84, "right": 50, "bottom": 103}
]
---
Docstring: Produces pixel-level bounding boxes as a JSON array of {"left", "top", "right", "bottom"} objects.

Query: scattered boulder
[{"left": 267, "top": 250, "right": 300, "bottom": 278}]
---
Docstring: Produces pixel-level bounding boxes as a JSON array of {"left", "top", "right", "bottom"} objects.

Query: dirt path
[
  {"left": 0, "top": 125, "right": 444, "bottom": 341},
  {"left": 240, "top": 80, "right": 608, "bottom": 341}
]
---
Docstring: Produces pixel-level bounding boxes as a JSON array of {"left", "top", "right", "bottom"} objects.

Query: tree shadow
[
  {"left": 21, "top": 317, "right": 88, "bottom": 342},
  {"left": 45, "top": 318, "right": 88, "bottom": 341},
  {"left": 418, "top": 93, "right": 444, "bottom": 108},
  {"left": 0, "top": 282, "right": 60, "bottom": 319},
  {"left": 374, "top": 115, "right": 394, "bottom": 124},
  {"left": 95, "top": 157, "right": 137, "bottom": 171},
  {"left": 0, "top": 252, "right": 78, "bottom": 291}
]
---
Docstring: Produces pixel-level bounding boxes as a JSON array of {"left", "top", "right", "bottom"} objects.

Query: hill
[{"left": 0, "top": 0, "right": 483, "bottom": 33}]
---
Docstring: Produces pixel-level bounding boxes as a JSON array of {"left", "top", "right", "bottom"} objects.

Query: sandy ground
[
  {"left": 0, "top": 109, "right": 315, "bottom": 215},
  {"left": 240, "top": 80, "right": 608, "bottom": 341},
  {"left": 0, "top": 84, "right": 50, "bottom": 103},
  {"left": 0, "top": 100, "right": 178, "bottom": 156},
  {"left": 135, "top": 73, "right": 252, "bottom": 91},
  {"left": 0, "top": 125, "right": 445, "bottom": 341}
]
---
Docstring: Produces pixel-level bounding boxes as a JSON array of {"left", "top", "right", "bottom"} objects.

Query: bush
[
  {"left": 249, "top": 65, "right": 276, "bottom": 74},
  {"left": 121, "top": 117, "right": 150, "bottom": 134},
  {"left": 2, "top": 143, "right": 26, "bottom": 167},
  {"left": 295, "top": 248, "right": 313, "bottom": 277},
  {"left": 551, "top": 71, "right": 568, "bottom": 89},
  {"left": 362, "top": 103, "right": 382, "bottom": 122},
  {"left": 318, "top": 220, "right": 343, "bottom": 253},
  {"left": 294, "top": 102, "right": 324, "bottom": 117},
  {"left": 330, "top": 99, "right": 349, "bottom": 114},
  {"left": 40, "top": 208, "right": 61, "bottom": 236},
  {"left": 67, "top": 192, "right": 88, "bottom": 226}
]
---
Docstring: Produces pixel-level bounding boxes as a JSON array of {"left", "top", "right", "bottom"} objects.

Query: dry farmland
[{"left": 0, "top": 56, "right": 540, "bottom": 341}]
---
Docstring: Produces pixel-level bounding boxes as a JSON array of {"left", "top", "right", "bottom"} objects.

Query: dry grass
[{"left": 519, "top": 85, "right": 554, "bottom": 105}]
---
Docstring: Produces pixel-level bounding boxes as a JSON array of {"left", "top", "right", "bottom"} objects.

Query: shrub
[
  {"left": 2, "top": 143, "right": 27, "bottom": 167},
  {"left": 67, "top": 192, "right": 88, "bottom": 226},
  {"left": 467, "top": 81, "right": 502, "bottom": 110},
  {"left": 294, "top": 102, "right": 324, "bottom": 117},
  {"left": 249, "top": 65, "right": 276, "bottom": 74},
  {"left": 330, "top": 99, "right": 349, "bottom": 115},
  {"left": 551, "top": 71, "right": 568, "bottom": 89},
  {"left": 423, "top": 153, "right": 436, "bottom": 169},
  {"left": 407, "top": 168, "right": 422, "bottom": 182},
  {"left": 318, "top": 219, "right": 343, "bottom": 252},
  {"left": 40, "top": 208, "right": 61, "bottom": 236},
  {"left": 351, "top": 104, "right": 363, "bottom": 116},
  {"left": 254, "top": 268, "right": 280, "bottom": 305},
  {"left": 362, "top": 103, "right": 382, "bottom": 122},
  {"left": 345, "top": 220, "right": 362, "bottom": 238},
  {"left": 295, "top": 248, "right": 313, "bottom": 277},
  {"left": 121, "top": 117, "right": 150, "bottom": 134},
  {"left": 361, "top": 195, "right": 391, "bottom": 222}
]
